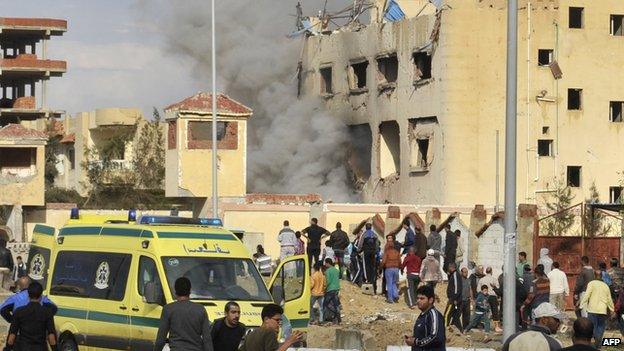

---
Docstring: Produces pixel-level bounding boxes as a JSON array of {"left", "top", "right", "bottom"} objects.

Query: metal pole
[
  {"left": 211, "top": 0, "right": 219, "bottom": 218},
  {"left": 503, "top": 0, "right": 518, "bottom": 342},
  {"left": 496, "top": 130, "right": 500, "bottom": 212}
]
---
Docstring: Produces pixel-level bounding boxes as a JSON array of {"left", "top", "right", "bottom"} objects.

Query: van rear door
[
  {"left": 27, "top": 224, "right": 56, "bottom": 291},
  {"left": 268, "top": 254, "right": 310, "bottom": 331}
]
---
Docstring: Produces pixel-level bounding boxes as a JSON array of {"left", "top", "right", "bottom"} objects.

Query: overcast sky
[
  {"left": 1, "top": 0, "right": 204, "bottom": 118},
  {"left": 1, "top": 0, "right": 357, "bottom": 118}
]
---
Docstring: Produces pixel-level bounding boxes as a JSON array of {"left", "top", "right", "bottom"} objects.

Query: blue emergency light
[
  {"left": 139, "top": 216, "right": 223, "bottom": 227},
  {"left": 70, "top": 207, "right": 80, "bottom": 219},
  {"left": 128, "top": 209, "right": 137, "bottom": 222}
]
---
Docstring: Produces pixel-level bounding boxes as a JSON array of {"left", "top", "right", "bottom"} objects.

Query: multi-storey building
[{"left": 300, "top": 0, "right": 624, "bottom": 207}]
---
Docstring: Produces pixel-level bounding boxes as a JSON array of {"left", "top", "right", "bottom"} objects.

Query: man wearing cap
[{"left": 502, "top": 302, "right": 564, "bottom": 351}]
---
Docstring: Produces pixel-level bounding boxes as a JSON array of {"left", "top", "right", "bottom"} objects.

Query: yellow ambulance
[{"left": 27, "top": 211, "right": 310, "bottom": 350}]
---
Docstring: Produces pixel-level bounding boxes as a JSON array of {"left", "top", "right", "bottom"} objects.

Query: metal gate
[{"left": 534, "top": 203, "right": 622, "bottom": 309}]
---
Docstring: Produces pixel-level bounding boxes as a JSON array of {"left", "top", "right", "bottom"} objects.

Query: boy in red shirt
[{"left": 402, "top": 246, "right": 422, "bottom": 309}]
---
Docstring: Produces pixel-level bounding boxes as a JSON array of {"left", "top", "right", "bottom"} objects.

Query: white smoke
[{"left": 136, "top": 0, "right": 358, "bottom": 202}]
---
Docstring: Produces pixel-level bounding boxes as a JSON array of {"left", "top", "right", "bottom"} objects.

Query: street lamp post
[
  {"left": 211, "top": 0, "right": 219, "bottom": 218},
  {"left": 503, "top": 0, "right": 518, "bottom": 342}
]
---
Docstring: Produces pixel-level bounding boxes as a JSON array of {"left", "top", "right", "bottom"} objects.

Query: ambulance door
[
  {"left": 129, "top": 254, "right": 166, "bottom": 351},
  {"left": 27, "top": 224, "right": 56, "bottom": 292},
  {"left": 268, "top": 255, "right": 310, "bottom": 331}
]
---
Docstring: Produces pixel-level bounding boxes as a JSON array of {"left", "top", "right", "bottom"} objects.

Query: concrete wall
[
  {"left": 0, "top": 144, "right": 45, "bottom": 206},
  {"left": 477, "top": 219, "right": 505, "bottom": 276},
  {"left": 300, "top": 0, "right": 624, "bottom": 207}
]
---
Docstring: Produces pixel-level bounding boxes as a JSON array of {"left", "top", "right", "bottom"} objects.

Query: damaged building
[{"left": 300, "top": 0, "right": 624, "bottom": 207}]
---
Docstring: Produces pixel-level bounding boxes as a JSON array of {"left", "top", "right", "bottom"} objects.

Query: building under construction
[{"left": 299, "top": 0, "right": 624, "bottom": 207}]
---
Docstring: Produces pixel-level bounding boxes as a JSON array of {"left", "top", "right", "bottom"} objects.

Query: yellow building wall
[
  {"left": 301, "top": 0, "right": 624, "bottom": 207},
  {"left": 0, "top": 145, "right": 45, "bottom": 206}
]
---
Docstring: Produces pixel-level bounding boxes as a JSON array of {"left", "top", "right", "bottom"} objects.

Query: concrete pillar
[
  {"left": 424, "top": 208, "right": 441, "bottom": 235},
  {"left": 517, "top": 204, "right": 538, "bottom": 264},
  {"left": 469, "top": 205, "right": 487, "bottom": 263},
  {"left": 384, "top": 205, "right": 401, "bottom": 235},
  {"left": 6, "top": 205, "right": 23, "bottom": 242}
]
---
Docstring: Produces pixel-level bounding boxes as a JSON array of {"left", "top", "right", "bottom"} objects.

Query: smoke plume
[{"left": 137, "top": 0, "right": 357, "bottom": 202}]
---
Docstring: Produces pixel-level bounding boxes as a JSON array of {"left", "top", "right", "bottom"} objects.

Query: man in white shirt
[
  {"left": 277, "top": 220, "right": 298, "bottom": 260},
  {"left": 547, "top": 261, "right": 569, "bottom": 313}
]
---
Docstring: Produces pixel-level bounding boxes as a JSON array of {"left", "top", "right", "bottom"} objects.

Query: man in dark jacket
[
  {"left": 211, "top": 301, "right": 246, "bottom": 351},
  {"left": 0, "top": 239, "right": 14, "bottom": 290},
  {"left": 443, "top": 225, "right": 457, "bottom": 273},
  {"left": 405, "top": 285, "right": 446, "bottom": 351},
  {"left": 574, "top": 256, "right": 594, "bottom": 317},
  {"left": 302, "top": 218, "right": 330, "bottom": 266},
  {"left": 469, "top": 265, "right": 486, "bottom": 299},
  {"left": 444, "top": 262, "right": 462, "bottom": 330},
  {"left": 414, "top": 228, "right": 428, "bottom": 259},
  {"left": 402, "top": 219, "right": 416, "bottom": 254},
  {"left": 6, "top": 282, "right": 57, "bottom": 351},
  {"left": 327, "top": 222, "right": 350, "bottom": 278}
]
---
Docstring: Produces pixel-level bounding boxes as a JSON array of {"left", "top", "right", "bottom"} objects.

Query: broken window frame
[
  {"left": 569, "top": 7, "right": 584, "bottom": 29},
  {"left": 567, "top": 88, "right": 582, "bottom": 110},
  {"left": 611, "top": 15, "right": 624, "bottom": 36},
  {"left": 378, "top": 121, "right": 401, "bottom": 178},
  {"left": 537, "top": 139, "right": 553, "bottom": 157},
  {"left": 567, "top": 166, "right": 582, "bottom": 188},
  {"left": 68, "top": 147, "right": 75, "bottom": 170},
  {"left": 538, "top": 49, "right": 554, "bottom": 66},
  {"left": 319, "top": 65, "right": 334, "bottom": 96},
  {"left": 408, "top": 116, "right": 438, "bottom": 173},
  {"left": 347, "top": 59, "right": 369, "bottom": 94},
  {"left": 0, "top": 147, "right": 37, "bottom": 178},
  {"left": 610, "top": 101, "right": 624, "bottom": 122},
  {"left": 542, "top": 126, "right": 550, "bottom": 135},
  {"left": 376, "top": 53, "right": 398, "bottom": 90},
  {"left": 413, "top": 51, "right": 432, "bottom": 85}
]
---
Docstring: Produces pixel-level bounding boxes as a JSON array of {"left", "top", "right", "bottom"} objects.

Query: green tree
[
  {"left": 132, "top": 108, "right": 165, "bottom": 189},
  {"left": 542, "top": 178, "right": 576, "bottom": 236},
  {"left": 583, "top": 182, "right": 611, "bottom": 237}
]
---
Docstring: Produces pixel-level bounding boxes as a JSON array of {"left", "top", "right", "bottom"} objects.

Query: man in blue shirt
[
  {"left": 0, "top": 277, "right": 56, "bottom": 323},
  {"left": 405, "top": 285, "right": 445, "bottom": 351}
]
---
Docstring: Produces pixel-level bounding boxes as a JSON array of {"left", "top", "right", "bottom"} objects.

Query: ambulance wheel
[{"left": 59, "top": 336, "right": 78, "bottom": 351}]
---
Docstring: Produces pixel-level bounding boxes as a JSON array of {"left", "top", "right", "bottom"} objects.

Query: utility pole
[
  {"left": 503, "top": 0, "right": 518, "bottom": 342},
  {"left": 211, "top": 0, "right": 219, "bottom": 218}
]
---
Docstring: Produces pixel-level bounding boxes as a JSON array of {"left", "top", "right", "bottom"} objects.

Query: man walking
[
  {"left": 580, "top": 270, "right": 615, "bottom": 349},
  {"left": 381, "top": 235, "right": 401, "bottom": 304},
  {"left": 523, "top": 264, "right": 551, "bottom": 326},
  {"left": 427, "top": 225, "right": 442, "bottom": 261},
  {"left": 459, "top": 267, "right": 472, "bottom": 330},
  {"left": 560, "top": 317, "right": 597, "bottom": 351},
  {"left": 360, "top": 223, "right": 379, "bottom": 294},
  {"left": 443, "top": 226, "right": 457, "bottom": 273},
  {"left": 6, "top": 282, "right": 57, "bottom": 351},
  {"left": 414, "top": 227, "right": 428, "bottom": 259},
  {"left": 443, "top": 262, "right": 462, "bottom": 330},
  {"left": 327, "top": 222, "right": 350, "bottom": 278},
  {"left": 404, "top": 285, "right": 446, "bottom": 351},
  {"left": 155, "top": 277, "right": 213, "bottom": 351},
  {"left": 469, "top": 265, "right": 486, "bottom": 301},
  {"left": 402, "top": 246, "right": 422, "bottom": 309},
  {"left": 323, "top": 258, "right": 341, "bottom": 324},
  {"left": 420, "top": 249, "right": 442, "bottom": 290},
  {"left": 575, "top": 256, "right": 595, "bottom": 318},
  {"left": 239, "top": 304, "right": 303, "bottom": 351},
  {"left": 211, "top": 301, "right": 246, "bottom": 351},
  {"left": 302, "top": 218, "right": 330, "bottom": 266},
  {"left": 517, "top": 252, "right": 529, "bottom": 277},
  {"left": 502, "top": 302, "right": 564, "bottom": 351},
  {"left": 547, "top": 262, "right": 570, "bottom": 312},
  {"left": 277, "top": 221, "right": 298, "bottom": 261},
  {"left": 402, "top": 219, "right": 416, "bottom": 254},
  {"left": 310, "top": 262, "right": 326, "bottom": 324}
]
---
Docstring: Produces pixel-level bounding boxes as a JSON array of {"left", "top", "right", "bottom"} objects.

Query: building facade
[
  {"left": 300, "top": 0, "right": 624, "bottom": 207},
  {"left": 164, "top": 92, "right": 252, "bottom": 214}
]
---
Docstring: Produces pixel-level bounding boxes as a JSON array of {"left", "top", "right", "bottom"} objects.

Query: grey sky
[{"left": 1, "top": 0, "right": 357, "bottom": 118}]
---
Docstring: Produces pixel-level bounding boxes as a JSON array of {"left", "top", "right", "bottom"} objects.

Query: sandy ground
[{"left": 306, "top": 281, "right": 623, "bottom": 351}]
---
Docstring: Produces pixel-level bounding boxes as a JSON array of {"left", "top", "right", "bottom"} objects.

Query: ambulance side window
[{"left": 138, "top": 256, "right": 161, "bottom": 296}]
